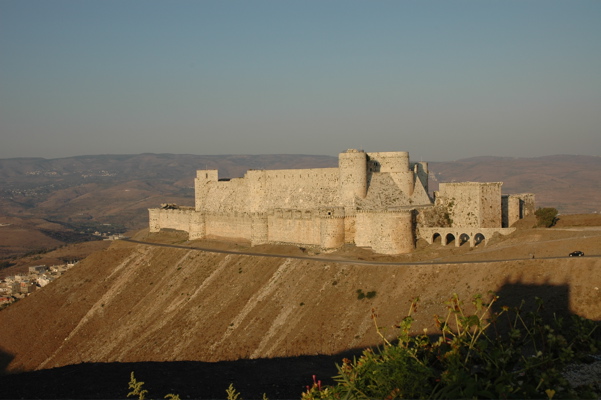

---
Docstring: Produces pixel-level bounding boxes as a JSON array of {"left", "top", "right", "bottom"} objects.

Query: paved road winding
[{"left": 122, "top": 239, "right": 598, "bottom": 266}]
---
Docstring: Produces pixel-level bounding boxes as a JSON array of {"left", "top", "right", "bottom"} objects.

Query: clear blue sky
[{"left": 1, "top": 0, "right": 600, "bottom": 161}]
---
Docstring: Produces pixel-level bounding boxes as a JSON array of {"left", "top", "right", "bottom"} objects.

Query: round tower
[
  {"left": 374, "top": 209, "right": 415, "bottom": 254},
  {"left": 339, "top": 149, "right": 368, "bottom": 206},
  {"left": 384, "top": 152, "right": 414, "bottom": 197},
  {"left": 391, "top": 209, "right": 415, "bottom": 254},
  {"left": 377, "top": 151, "right": 410, "bottom": 173},
  {"left": 368, "top": 151, "right": 414, "bottom": 196},
  {"left": 319, "top": 211, "right": 345, "bottom": 250}
]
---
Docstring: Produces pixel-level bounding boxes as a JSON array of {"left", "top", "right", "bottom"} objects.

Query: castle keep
[{"left": 149, "top": 150, "right": 535, "bottom": 254}]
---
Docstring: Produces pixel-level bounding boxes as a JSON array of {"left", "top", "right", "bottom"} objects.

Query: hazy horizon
[
  {"left": 1, "top": 1, "right": 600, "bottom": 161},
  {"left": 2, "top": 151, "right": 599, "bottom": 165}
]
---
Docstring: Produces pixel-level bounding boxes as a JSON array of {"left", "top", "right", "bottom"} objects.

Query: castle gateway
[{"left": 149, "top": 149, "right": 534, "bottom": 255}]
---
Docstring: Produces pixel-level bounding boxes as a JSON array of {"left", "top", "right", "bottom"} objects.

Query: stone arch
[
  {"left": 445, "top": 233, "right": 456, "bottom": 246},
  {"left": 459, "top": 233, "right": 470, "bottom": 246},
  {"left": 474, "top": 233, "right": 485, "bottom": 246},
  {"left": 432, "top": 232, "right": 442, "bottom": 244}
]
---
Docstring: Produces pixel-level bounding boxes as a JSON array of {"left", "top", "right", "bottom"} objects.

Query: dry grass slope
[{"left": 1, "top": 215, "right": 600, "bottom": 377}]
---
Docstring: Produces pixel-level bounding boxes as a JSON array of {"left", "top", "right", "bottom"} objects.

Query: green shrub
[
  {"left": 356, "top": 289, "right": 376, "bottom": 300},
  {"left": 535, "top": 207, "right": 559, "bottom": 227},
  {"left": 302, "top": 294, "right": 601, "bottom": 399}
]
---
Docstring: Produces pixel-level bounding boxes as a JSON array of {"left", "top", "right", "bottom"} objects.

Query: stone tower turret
[
  {"left": 195, "top": 170, "right": 218, "bottom": 211},
  {"left": 339, "top": 149, "right": 368, "bottom": 206},
  {"left": 367, "top": 151, "right": 415, "bottom": 196}
]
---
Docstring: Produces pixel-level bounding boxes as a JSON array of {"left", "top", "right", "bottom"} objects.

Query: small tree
[{"left": 535, "top": 207, "right": 559, "bottom": 227}]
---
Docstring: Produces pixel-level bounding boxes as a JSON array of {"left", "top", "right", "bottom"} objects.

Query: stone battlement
[{"left": 150, "top": 149, "right": 534, "bottom": 254}]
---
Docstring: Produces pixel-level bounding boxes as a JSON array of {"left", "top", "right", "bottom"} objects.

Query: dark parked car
[{"left": 569, "top": 251, "right": 584, "bottom": 257}]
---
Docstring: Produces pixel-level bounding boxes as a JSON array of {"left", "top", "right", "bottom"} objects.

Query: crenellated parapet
[
  {"left": 318, "top": 207, "right": 346, "bottom": 219},
  {"left": 149, "top": 148, "right": 534, "bottom": 255}
]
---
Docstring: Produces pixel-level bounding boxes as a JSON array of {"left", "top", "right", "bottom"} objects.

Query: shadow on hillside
[
  {"left": 0, "top": 347, "right": 14, "bottom": 376},
  {"left": 0, "top": 351, "right": 362, "bottom": 399},
  {"left": 494, "top": 282, "right": 573, "bottom": 320},
  {"left": 1, "top": 282, "right": 598, "bottom": 399}
]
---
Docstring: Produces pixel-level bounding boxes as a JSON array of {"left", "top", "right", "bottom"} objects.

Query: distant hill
[
  {"left": 0, "top": 153, "right": 599, "bottom": 259},
  {"left": 429, "top": 154, "right": 601, "bottom": 214},
  {"left": 0, "top": 154, "right": 338, "bottom": 245}
]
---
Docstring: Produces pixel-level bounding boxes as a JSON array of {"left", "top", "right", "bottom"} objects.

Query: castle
[{"left": 149, "top": 149, "right": 535, "bottom": 255}]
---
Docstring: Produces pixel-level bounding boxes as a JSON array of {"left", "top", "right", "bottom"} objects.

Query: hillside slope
[{"left": 1, "top": 237, "right": 600, "bottom": 377}]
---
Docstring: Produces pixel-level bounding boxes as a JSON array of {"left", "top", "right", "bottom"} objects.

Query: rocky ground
[{"left": 0, "top": 214, "right": 600, "bottom": 399}]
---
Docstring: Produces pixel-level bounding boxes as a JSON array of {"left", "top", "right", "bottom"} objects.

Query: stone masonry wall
[
  {"left": 200, "top": 178, "right": 249, "bottom": 214},
  {"left": 319, "top": 214, "right": 345, "bottom": 249},
  {"left": 436, "top": 182, "right": 502, "bottom": 228},
  {"left": 503, "top": 193, "right": 536, "bottom": 227},
  {"left": 149, "top": 208, "right": 196, "bottom": 233},
  {"left": 339, "top": 150, "right": 367, "bottom": 206},
  {"left": 503, "top": 195, "right": 518, "bottom": 228},
  {"left": 437, "top": 183, "right": 481, "bottom": 228},
  {"left": 354, "top": 210, "right": 414, "bottom": 254},
  {"left": 520, "top": 193, "right": 536, "bottom": 216},
  {"left": 151, "top": 149, "right": 532, "bottom": 255},
  {"left": 367, "top": 152, "right": 414, "bottom": 196},
  {"left": 356, "top": 173, "right": 411, "bottom": 210},
  {"left": 479, "top": 183, "right": 502, "bottom": 228},
  {"left": 267, "top": 210, "right": 321, "bottom": 246},
  {"left": 204, "top": 213, "right": 252, "bottom": 241},
  {"left": 262, "top": 169, "right": 340, "bottom": 211}
]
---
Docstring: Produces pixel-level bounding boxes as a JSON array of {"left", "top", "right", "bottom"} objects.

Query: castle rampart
[
  {"left": 502, "top": 193, "right": 536, "bottom": 227},
  {"left": 149, "top": 207, "right": 197, "bottom": 234},
  {"left": 354, "top": 209, "right": 414, "bottom": 254},
  {"left": 435, "top": 182, "right": 503, "bottom": 228},
  {"left": 150, "top": 149, "right": 534, "bottom": 255}
]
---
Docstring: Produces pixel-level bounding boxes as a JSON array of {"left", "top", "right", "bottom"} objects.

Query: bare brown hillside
[
  {"left": 0, "top": 216, "right": 105, "bottom": 262},
  {"left": 0, "top": 215, "right": 600, "bottom": 398}
]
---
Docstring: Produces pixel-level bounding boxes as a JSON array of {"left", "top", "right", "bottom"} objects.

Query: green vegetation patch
[{"left": 535, "top": 207, "right": 559, "bottom": 228}]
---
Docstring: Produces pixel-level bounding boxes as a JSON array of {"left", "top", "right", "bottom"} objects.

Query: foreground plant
[
  {"left": 127, "top": 371, "right": 180, "bottom": 400},
  {"left": 127, "top": 373, "right": 268, "bottom": 400},
  {"left": 302, "top": 293, "right": 601, "bottom": 399},
  {"left": 126, "top": 294, "right": 599, "bottom": 399}
]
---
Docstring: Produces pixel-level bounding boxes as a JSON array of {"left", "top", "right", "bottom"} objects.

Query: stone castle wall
[
  {"left": 479, "top": 183, "right": 502, "bottom": 228},
  {"left": 502, "top": 193, "right": 536, "bottom": 227},
  {"left": 149, "top": 207, "right": 197, "bottom": 234},
  {"left": 204, "top": 212, "right": 253, "bottom": 242},
  {"left": 262, "top": 169, "right": 340, "bottom": 211},
  {"left": 355, "top": 210, "right": 414, "bottom": 254},
  {"left": 150, "top": 149, "right": 534, "bottom": 255},
  {"left": 267, "top": 210, "right": 320, "bottom": 246},
  {"left": 436, "top": 182, "right": 502, "bottom": 228},
  {"left": 196, "top": 168, "right": 341, "bottom": 214}
]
